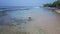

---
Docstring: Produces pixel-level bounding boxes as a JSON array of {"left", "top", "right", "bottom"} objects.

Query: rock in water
[{"left": 28, "top": 17, "right": 32, "bottom": 21}]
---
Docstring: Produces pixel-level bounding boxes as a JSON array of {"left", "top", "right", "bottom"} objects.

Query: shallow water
[{"left": 0, "top": 7, "right": 60, "bottom": 34}]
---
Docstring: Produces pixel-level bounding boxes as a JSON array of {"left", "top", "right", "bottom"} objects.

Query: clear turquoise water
[{"left": 7, "top": 7, "right": 57, "bottom": 19}]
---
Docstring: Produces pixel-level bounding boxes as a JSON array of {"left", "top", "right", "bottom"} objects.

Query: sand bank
[{"left": 54, "top": 9, "right": 60, "bottom": 13}]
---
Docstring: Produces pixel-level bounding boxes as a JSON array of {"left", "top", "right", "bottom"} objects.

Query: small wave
[{"left": 0, "top": 8, "right": 30, "bottom": 12}]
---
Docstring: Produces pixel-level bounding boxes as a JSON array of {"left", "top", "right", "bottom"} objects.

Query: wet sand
[
  {"left": 21, "top": 8, "right": 60, "bottom": 34},
  {"left": 54, "top": 9, "right": 60, "bottom": 13}
]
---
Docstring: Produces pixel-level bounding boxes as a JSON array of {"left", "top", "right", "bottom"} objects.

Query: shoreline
[
  {"left": 54, "top": 9, "right": 60, "bottom": 13},
  {"left": 45, "top": 7, "right": 60, "bottom": 13}
]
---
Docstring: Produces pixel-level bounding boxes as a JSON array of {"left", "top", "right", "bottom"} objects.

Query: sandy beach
[{"left": 54, "top": 9, "right": 60, "bottom": 13}]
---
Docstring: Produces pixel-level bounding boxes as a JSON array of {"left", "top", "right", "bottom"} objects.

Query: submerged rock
[{"left": 28, "top": 17, "right": 32, "bottom": 21}]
